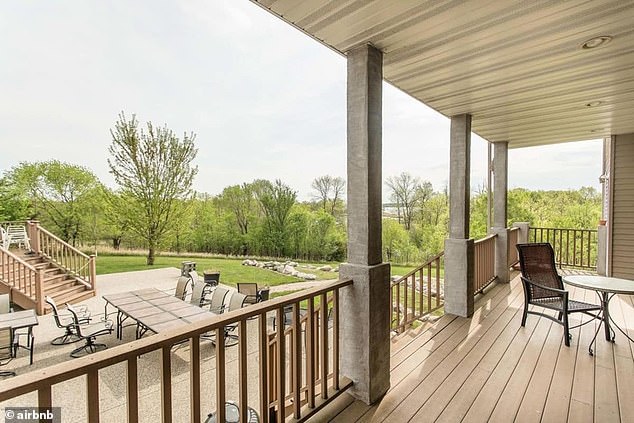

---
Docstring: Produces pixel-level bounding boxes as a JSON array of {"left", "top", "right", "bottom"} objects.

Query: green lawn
[
  {"left": 96, "top": 255, "right": 301, "bottom": 287},
  {"left": 96, "top": 254, "right": 427, "bottom": 288}
]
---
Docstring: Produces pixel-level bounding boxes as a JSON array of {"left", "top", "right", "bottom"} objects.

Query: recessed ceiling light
[
  {"left": 586, "top": 101, "right": 603, "bottom": 107},
  {"left": 581, "top": 35, "right": 613, "bottom": 50}
]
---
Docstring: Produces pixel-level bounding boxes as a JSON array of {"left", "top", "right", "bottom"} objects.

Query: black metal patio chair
[
  {"left": 66, "top": 304, "right": 114, "bottom": 358},
  {"left": 46, "top": 296, "right": 91, "bottom": 345},
  {"left": 516, "top": 243, "right": 601, "bottom": 346}
]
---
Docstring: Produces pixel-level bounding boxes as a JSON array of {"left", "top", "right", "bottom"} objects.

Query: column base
[
  {"left": 492, "top": 227, "right": 510, "bottom": 284},
  {"left": 444, "top": 238, "right": 475, "bottom": 317},
  {"left": 339, "top": 262, "right": 391, "bottom": 404}
]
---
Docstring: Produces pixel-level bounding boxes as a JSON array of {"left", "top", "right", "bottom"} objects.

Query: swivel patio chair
[
  {"left": 46, "top": 296, "right": 91, "bottom": 345},
  {"left": 175, "top": 276, "right": 192, "bottom": 301},
  {"left": 190, "top": 282, "right": 213, "bottom": 308},
  {"left": 223, "top": 292, "right": 247, "bottom": 347},
  {"left": 66, "top": 304, "right": 113, "bottom": 358},
  {"left": 0, "top": 328, "right": 16, "bottom": 378},
  {"left": 237, "top": 283, "right": 259, "bottom": 305},
  {"left": 188, "top": 270, "right": 200, "bottom": 286},
  {"left": 209, "top": 286, "right": 229, "bottom": 315},
  {"left": 516, "top": 243, "right": 601, "bottom": 346}
]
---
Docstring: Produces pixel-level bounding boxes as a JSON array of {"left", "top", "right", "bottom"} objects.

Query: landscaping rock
[
  {"left": 318, "top": 265, "right": 332, "bottom": 272},
  {"left": 297, "top": 272, "right": 317, "bottom": 280}
]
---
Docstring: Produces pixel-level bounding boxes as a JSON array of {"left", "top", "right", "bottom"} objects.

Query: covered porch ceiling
[{"left": 250, "top": 0, "right": 634, "bottom": 148}]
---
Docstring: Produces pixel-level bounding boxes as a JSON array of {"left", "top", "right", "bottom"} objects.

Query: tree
[
  {"left": 311, "top": 175, "right": 346, "bottom": 215},
  {"left": 330, "top": 176, "right": 346, "bottom": 215},
  {"left": 386, "top": 172, "right": 420, "bottom": 230},
  {"left": 256, "top": 179, "right": 297, "bottom": 256},
  {"left": 2, "top": 161, "right": 102, "bottom": 245},
  {"left": 108, "top": 112, "right": 198, "bottom": 265}
]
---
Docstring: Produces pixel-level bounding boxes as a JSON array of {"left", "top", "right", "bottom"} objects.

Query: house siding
[{"left": 611, "top": 133, "right": 634, "bottom": 279}]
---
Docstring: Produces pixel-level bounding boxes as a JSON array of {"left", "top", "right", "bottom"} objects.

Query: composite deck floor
[{"left": 324, "top": 272, "right": 634, "bottom": 422}]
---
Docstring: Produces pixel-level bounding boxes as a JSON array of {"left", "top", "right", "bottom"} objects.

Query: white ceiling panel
[{"left": 250, "top": 0, "right": 634, "bottom": 148}]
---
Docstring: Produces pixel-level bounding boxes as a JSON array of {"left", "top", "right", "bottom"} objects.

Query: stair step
[
  {"left": 44, "top": 276, "right": 78, "bottom": 293},
  {"left": 47, "top": 283, "right": 88, "bottom": 299},
  {"left": 50, "top": 288, "right": 94, "bottom": 308}
]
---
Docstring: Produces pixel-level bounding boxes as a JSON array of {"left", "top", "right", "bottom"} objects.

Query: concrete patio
[{"left": 1, "top": 268, "right": 268, "bottom": 423}]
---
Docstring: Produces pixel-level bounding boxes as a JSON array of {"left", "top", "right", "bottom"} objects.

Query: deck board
[{"left": 331, "top": 273, "right": 634, "bottom": 422}]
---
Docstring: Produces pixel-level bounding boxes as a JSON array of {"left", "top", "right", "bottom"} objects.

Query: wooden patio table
[
  {"left": 563, "top": 275, "right": 634, "bottom": 355},
  {"left": 103, "top": 288, "right": 213, "bottom": 339}
]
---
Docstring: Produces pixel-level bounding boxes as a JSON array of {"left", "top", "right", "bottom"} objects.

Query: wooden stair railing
[
  {"left": 0, "top": 247, "right": 43, "bottom": 314},
  {"left": 391, "top": 252, "right": 444, "bottom": 333},
  {"left": 27, "top": 221, "right": 96, "bottom": 292}
]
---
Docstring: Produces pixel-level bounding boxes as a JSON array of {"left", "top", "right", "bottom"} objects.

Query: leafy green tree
[
  {"left": 108, "top": 112, "right": 198, "bottom": 265},
  {"left": 2, "top": 161, "right": 102, "bottom": 245},
  {"left": 255, "top": 179, "right": 297, "bottom": 256}
]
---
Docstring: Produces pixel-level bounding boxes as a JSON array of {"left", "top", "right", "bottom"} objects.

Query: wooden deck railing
[
  {"left": 391, "top": 253, "right": 444, "bottom": 333},
  {"left": 0, "top": 279, "right": 353, "bottom": 423},
  {"left": 27, "top": 221, "right": 96, "bottom": 291},
  {"left": 507, "top": 226, "right": 520, "bottom": 268},
  {"left": 474, "top": 234, "right": 497, "bottom": 294},
  {"left": 0, "top": 248, "right": 42, "bottom": 311},
  {"left": 528, "top": 227, "right": 598, "bottom": 269}
]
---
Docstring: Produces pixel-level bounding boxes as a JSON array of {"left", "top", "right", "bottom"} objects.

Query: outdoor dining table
[
  {"left": 103, "top": 288, "right": 214, "bottom": 339},
  {"left": 562, "top": 274, "right": 634, "bottom": 355},
  {"left": 0, "top": 309, "right": 38, "bottom": 365}
]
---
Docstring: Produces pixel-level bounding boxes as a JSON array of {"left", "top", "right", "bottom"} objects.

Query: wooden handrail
[
  {"left": 35, "top": 225, "right": 90, "bottom": 259},
  {"left": 30, "top": 221, "right": 96, "bottom": 291},
  {"left": 391, "top": 253, "right": 444, "bottom": 333},
  {"left": 474, "top": 233, "right": 497, "bottom": 294},
  {"left": 0, "top": 247, "right": 38, "bottom": 301},
  {"left": 0, "top": 278, "right": 353, "bottom": 423}
]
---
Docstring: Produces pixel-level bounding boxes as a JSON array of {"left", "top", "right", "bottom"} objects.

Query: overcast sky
[{"left": 0, "top": 1, "right": 603, "bottom": 201}]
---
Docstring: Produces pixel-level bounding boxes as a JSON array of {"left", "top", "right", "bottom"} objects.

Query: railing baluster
[
  {"left": 38, "top": 386, "right": 52, "bottom": 410},
  {"left": 275, "top": 308, "right": 286, "bottom": 422},
  {"left": 161, "top": 346, "right": 172, "bottom": 423},
  {"left": 292, "top": 304, "right": 302, "bottom": 419},
  {"left": 190, "top": 335, "right": 201, "bottom": 423},
  {"left": 87, "top": 370, "right": 100, "bottom": 422},
  {"left": 238, "top": 321, "right": 248, "bottom": 423},
  {"left": 306, "top": 298, "right": 315, "bottom": 408},
  {"left": 215, "top": 327, "right": 226, "bottom": 423},
  {"left": 320, "top": 293, "right": 328, "bottom": 400},
  {"left": 332, "top": 289, "right": 340, "bottom": 391},
  {"left": 127, "top": 358, "right": 139, "bottom": 423},
  {"left": 258, "top": 313, "right": 269, "bottom": 423}
]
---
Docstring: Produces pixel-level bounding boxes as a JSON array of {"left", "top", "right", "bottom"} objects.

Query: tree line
[{"left": 0, "top": 114, "right": 602, "bottom": 266}]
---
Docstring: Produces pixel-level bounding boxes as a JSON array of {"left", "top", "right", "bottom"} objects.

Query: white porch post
[
  {"left": 444, "top": 114, "right": 475, "bottom": 317},
  {"left": 339, "top": 44, "right": 391, "bottom": 404},
  {"left": 492, "top": 141, "right": 510, "bottom": 283}
]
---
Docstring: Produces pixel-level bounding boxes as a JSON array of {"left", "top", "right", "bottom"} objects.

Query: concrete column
[
  {"left": 444, "top": 114, "right": 474, "bottom": 317},
  {"left": 339, "top": 44, "right": 390, "bottom": 405},
  {"left": 492, "top": 142, "right": 510, "bottom": 283},
  {"left": 514, "top": 222, "right": 529, "bottom": 244}
]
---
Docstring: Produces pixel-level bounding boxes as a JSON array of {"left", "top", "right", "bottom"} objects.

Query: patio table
[
  {"left": 0, "top": 309, "right": 38, "bottom": 365},
  {"left": 562, "top": 275, "right": 634, "bottom": 355},
  {"left": 103, "top": 288, "right": 213, "bottom": 339}
]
